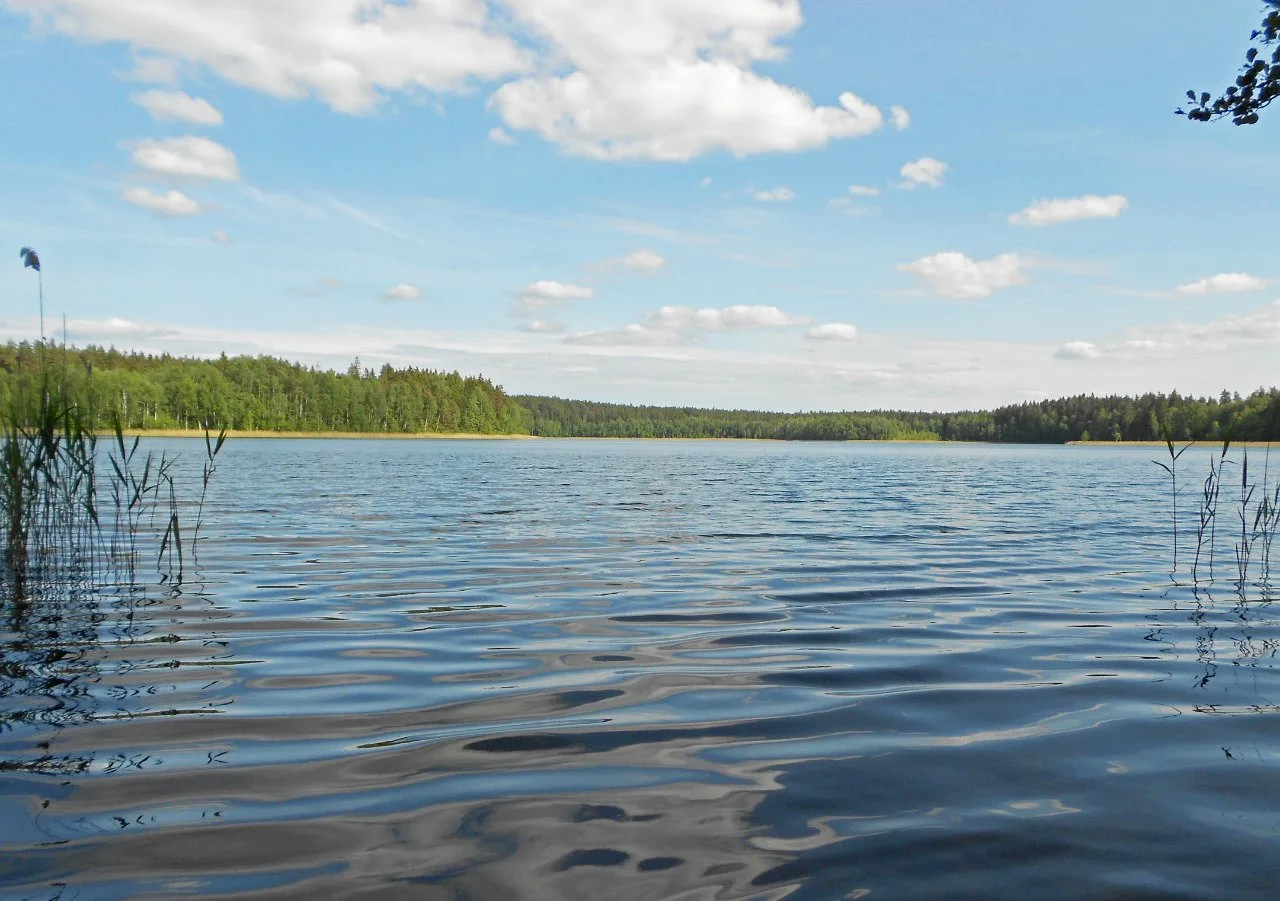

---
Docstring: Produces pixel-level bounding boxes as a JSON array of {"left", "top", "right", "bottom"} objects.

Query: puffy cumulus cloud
[
  {"left": 522, "top": 280, "right": 594, "bottom": 302},
  {"left": 848, "top": 184, "right": 879, "bottom": 196},
  {"left": 652, "top": 304, "right": 809, "bottom": 331},
  {"left": 15, "top": 0, "right": 896, "bottom": 160},
  {"left": 1054, "top": 341, "right": 1102, "bottom": 361},
  {"left": 623, "top": 249, "right": 665, "bottom": 271},
  {"left": 522, "top": 319, "right": 566, "bottom": 334},
  {"left": 807, "top": 323, "right": 859, "bottom": 342},
  {"left": 491, "top": 0, "right": 886, "bottom": 160},
  {"left": 1175, "top": 273, "right": 1270, "bottom": 295},
  {"left": 565, "top": 302, "right": 811, "bottom": 347},
  {"left": 131, "top": 89, "right": 223, "bottom": 126},
  {"left": 383, "top": 283, "right": 423, "bottom": 301},
  {"left": 122, "top": 186, "right": 202, "bottom": 216},
  {"left": 488, "top": 126, "right": 515, "bottom": 145},
  {"left": 753, "top": 186, "right": 795, "bottom": 202},
  {"left": 898, "top": 156, "right": 948, "bottom": 189},
  {"left": 129, "top": 136, "right": 240, "bottom": 181},
  {"left": 494, "top": 69, "right": 883, "bottom": 161},
  {"left": 1010, "top": 194, "right": 1128, "bottom": 227},
  {"left": 899, "top": 251, "right": 1028, "bottom": 300},
  {"left": 12, "top": 0, "right": 527, "bottom": 114},
  {"left": 890, "top": 105, "right": 910, "bottom": 129},
  {"left": 513, "top": 280, "right": 595, "bottom": 315}
]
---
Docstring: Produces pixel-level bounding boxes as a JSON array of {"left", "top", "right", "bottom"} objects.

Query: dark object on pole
[{"left": 19, "top": 247, "right": 43, "bottom": 342}]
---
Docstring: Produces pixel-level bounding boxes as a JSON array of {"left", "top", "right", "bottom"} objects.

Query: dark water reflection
[{"left": 2, "top": 440, "right": 1278, "bottom": 900}]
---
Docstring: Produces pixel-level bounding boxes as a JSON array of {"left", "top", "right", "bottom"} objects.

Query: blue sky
[{"left": 0, "top": 0, "right": 1276, "bottom": 411}]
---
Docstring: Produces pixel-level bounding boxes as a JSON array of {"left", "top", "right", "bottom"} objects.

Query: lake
[{"left": 2, "top": 439, "right": 1277, "bottom": 900}]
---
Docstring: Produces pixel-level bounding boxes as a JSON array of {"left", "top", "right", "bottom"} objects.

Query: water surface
[{"left": 2, "top": 440, "right": 1277, "bottom": 900}]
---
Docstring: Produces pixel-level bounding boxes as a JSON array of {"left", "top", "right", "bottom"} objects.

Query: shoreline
[
  {"left": 106, "top": 431, "right": 1276, "bottom": 447},
  {"left": 1068, "top": 440, "right": 1276, "bottom": 448},
  {"left": 113, "top": 429, "right": 541, "bottom": 441}
]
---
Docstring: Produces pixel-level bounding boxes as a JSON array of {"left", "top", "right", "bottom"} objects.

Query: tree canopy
[{"left": 1180, "top": 1, "right": 1280, "bottom": 124}]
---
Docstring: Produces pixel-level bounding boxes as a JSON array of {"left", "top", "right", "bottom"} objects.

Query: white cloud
[
  {"left": 1054, "top": 341, "right": 1102, "bottom": 361},
  {"left": 383, "top": 284, "right": 423, "bottom": 301},
  {"left": 66, "top": 317, "right": 177, "bottom": 339},
  {"left": 623, "top": 249, "right": 666, "bottom": 270},
  {"left": 14, "top": 0, "right": 527, "bottom": 114},
  {"left": 652, "top": 304, "right": 809, "bottom": 331},
  {"left": 211, "top": 229, "right": 231, "bottom": 245},
  {"left": 514, "top": 280, "right": 596, "bottom": 315},
  {"left": 848, "top": 184, "right": 879, "bottom": 196},
  {"left": 122, "top": 187, "right": 202, "bottom": 217},
  {"left": 522, "top": 280, "right": 595, "bottom": 302},
  {"left": 132, "top": 89, "right": 223, "bottom": 126},
  {"left": 1175, "top": 273, "right": 1270, "bottom": 295},
  {"left": 899, "top": 251, "right": 1028, "bottom": 300},
  {"left": 890, "top": 105, "right": 910, "bottom": 130},
  {"left": 129, "top": 136, "right": 240, "bottom": 181},
  {"left": 490, "top": 0, "right": 885, "bottom": 160},
  {"left": 899, "top": 156, "right": 948, "bottom": 189},
  {"left": 14, "top": 1, "right": 891, "bottom": 161},
  {"left": 1009, "top": 194, "right": 1128, "bottom": 227},
  {"left": 488, "top": 126, "right": 515, "bottom": 145},
  {"left": 808, "top": 323, "right": 859, "bottom": 342},
  {"left": 565, "top": 302, "right": 810, "bottom": 347},
  {"left": 700, "top": 177, "right": 713, "bottom": 188},
  {"left": 753, "top": 187, "right": 795, "bottom": 202},
  {"left": 564, "top": 323, "right": 683, "bottom": 347},
  {"left": 522, "top": 319, "right": 567, "bottom": 334}
]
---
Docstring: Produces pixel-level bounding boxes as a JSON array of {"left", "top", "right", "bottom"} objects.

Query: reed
[
  {"left": 1153, "top": 421, "right": 1192, "bottom": 574},
  {"left": 1, "top": 248, "right": 227, "bottom": 617}
]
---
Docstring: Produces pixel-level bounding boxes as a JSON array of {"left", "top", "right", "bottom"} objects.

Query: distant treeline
[
  {"left": 1, "top": 342, "right": 1276, "bottom": 443},
  {"left": 516, "top": 391, "right": 1280, "bottom": 443},
  {"left": 0, "top": 343, "right": 528, "bottom": 434}
]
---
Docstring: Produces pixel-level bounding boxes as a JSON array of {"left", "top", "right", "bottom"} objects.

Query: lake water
[{"left": 1, "top": 439, "right": 1278, "bottom": 900}]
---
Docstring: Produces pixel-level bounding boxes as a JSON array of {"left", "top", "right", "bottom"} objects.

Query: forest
[
  {"left": 1, "top": 341, "right": 1276, "bottom": 444},
  {"left": 0, "top": 342, "right": 529, "bottom": 435}
]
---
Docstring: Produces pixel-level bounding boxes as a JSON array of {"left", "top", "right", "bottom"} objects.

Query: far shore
[
  {"left": 112, "top": 429, "right": 541, "bottom": 441},
  {"left": 1068, "top": 439, "right": 1276, "bottom": 448},
  {"left": 104, "top": 431, "right": 1276, "bottom": 447}
]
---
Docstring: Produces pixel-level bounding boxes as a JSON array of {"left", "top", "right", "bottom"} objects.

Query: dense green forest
[
  {"left": 0, "top": 342, "right": 1276, "bottom": 443},
  {"left": 518, "top": 391, "right": 1280, "bottom": 443},
  {"left": 0, "top": 342, "right": 529, "bottom": 434}
]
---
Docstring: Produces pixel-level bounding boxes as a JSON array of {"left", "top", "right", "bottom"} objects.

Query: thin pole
[{"left": 38, "top": 270, "right": 45, "bottom": 344}]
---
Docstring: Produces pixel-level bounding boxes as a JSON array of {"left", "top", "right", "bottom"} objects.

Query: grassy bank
[
  {"left": 1069, "top": 440, "right": 1277, "bottom": 448},
  {"left": 112, "top": 429, "right": 539, "bottom": 441}
]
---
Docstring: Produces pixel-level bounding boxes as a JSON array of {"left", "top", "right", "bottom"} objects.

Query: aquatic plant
[
  {"left": 1153, "top": 422, "right": 1192, "bottom": 573},
  {"left": 1, "top": 249, "right": 227, "bottom": 616}
]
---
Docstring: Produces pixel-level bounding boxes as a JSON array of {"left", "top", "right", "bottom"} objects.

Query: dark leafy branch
[{"left": 1180, "top": 1, "right": 1280, "bottom": 124}]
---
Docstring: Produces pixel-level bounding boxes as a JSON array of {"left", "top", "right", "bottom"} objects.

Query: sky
[{"left": 0, "top": 0, "right": 1277, "bottom": 412}]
